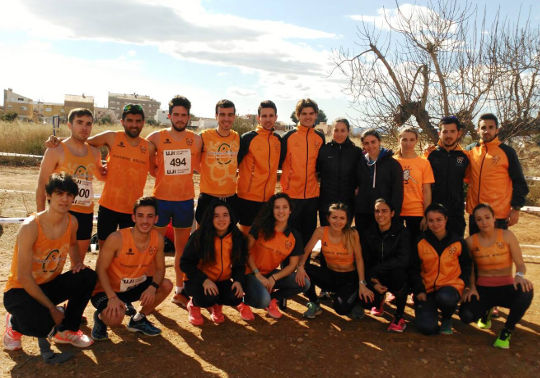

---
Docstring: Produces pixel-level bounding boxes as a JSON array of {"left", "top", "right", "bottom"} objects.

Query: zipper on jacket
[
  {"left": 304, "top": 129, "right": 309, "bottom": 198},
  {"left": 432, "top": 250, "right": 441, "bottom": 292},
  {"left": 477, "top": 143, "right": 488, "bottom": 205},
  {"left": 263, "top": 132, "right": 271, "bottom": 201},
  {"left": 216, "top": 238, "right": 224, "bottom": 281}
]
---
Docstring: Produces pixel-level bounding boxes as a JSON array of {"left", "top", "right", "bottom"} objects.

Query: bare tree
[{"left": 334, "top": 0, "right": 539, "bottom": 142}]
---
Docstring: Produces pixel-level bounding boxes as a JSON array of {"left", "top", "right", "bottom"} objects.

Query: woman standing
[
  {"left": 297, "top": 203, "right": 373, "bottom": 318},
  {"left": 460, "top": 204, "right": 533, "bottom": 349},
  {"left": 410, "top": 203, "right": 472, "bottom": 335},
  {"left": 318, "top": 119, "right": 361, "bottom": 225},
  {"left": 394, "top": 126, "right": 434, "bottom": 246},
  {"left": 180, "top": 201, "right": 247, "bottom": 326},
  {"left": 354, "top": 129, "right": 403, "bottom": 232},
  {"left": 242, "top": 193, "right": 310, "bottom": 319}
]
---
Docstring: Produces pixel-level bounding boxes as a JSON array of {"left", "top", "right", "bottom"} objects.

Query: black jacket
[
  {"left": 317, "top": 138, "right": 361, "bottom": 209},
  {"left": 427, "top": 145, "right": 469, "bottom": 217},
  {"left": 355, "top": 148, "right": 403, "bottom": 215},
  {"left": 360, "top": 222, "right": 410, "bottom": 281}
]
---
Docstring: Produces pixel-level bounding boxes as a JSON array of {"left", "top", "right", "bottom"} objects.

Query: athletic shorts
[
  {"left": 91, "top": 276, "right": 153, "bottom": 313},
  {"left": 195, "top": 193, "right": 238, "bottom": 224},
  {"left": 97, "top": 205, "right": 134, "bottom": 241},
  {"left": 69, "top": 210, "right": 93, "bottom": 240},
  {"left": 236, "top": 197, "right": 265, "bottom": 226},
  {"left": 155, "top": 199, "right": 194, "bottom": 228}
]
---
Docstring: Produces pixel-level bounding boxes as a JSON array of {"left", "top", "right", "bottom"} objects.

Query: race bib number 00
[
  {"left": 164, "top": 149, "right": 191, "bottom": 175},
  {"left": 119, "top": 275, "right": 147, "bottom": 292},
  {"left": 73, "top": 179, "right": 93, "bottom": 207}
]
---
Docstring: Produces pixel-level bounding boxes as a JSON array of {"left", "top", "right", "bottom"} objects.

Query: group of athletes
[{"left": 2, "top": 96, "right": 534, "bottom": 364}]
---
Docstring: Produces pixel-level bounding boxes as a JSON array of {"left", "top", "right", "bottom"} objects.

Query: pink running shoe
[
  {"left": 266, "top": 298, "right": 282, "bottom": 319},
  {"left": 237, "top": 303, "right": 255, "bottom": 321},
  {"left": 370, "top": 297, "right": 385, "bottom": 316},
  {"left": 53, "top": 330, "right": 94, "bottom": 348},
  {"left": 3, "top": 313, "right": 22, "bottom": 351},
  {"left": 387, "top": 318, "right": 407, "bottom": 333},
  {"left": 210, "top": 304, "right": 225, "bottom": 324},
  {"left": 187, "top": 299, "right": 204, "bottom": 326}
]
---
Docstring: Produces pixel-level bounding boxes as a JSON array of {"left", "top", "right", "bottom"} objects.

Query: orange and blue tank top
[
  {"left": 94, "top": 228, "right": 159, "bottom": 293},
  {"left": 99, "top": 132, "right": 150, "bottom": 213},
  {"left": 54, "top": 141, "right": 97, "bottom": 214},
  {"left": 470, "top": 229, "right": 512, "bottom": 271},
  {"left": 153, "top": 129, "right": 200, "bottom": 201},
  {"left": 320, "top": 226, "right": 354, "bottom": 268},
  {"left": 5, "top": 214, "right": 73, "bottom": 291}
]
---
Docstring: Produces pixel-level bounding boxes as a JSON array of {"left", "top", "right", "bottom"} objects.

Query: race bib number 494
[
  {"left": 73, "top": 179, "right": 93, "bottom": 207},
  {"left": 164, "top": 149, "right": 191, "bottom": 175}
]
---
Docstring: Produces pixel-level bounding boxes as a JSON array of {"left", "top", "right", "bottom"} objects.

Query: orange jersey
[
  {"left": 153, "top": 129, "right": 200, "bottom": 201},
  {"left": 5, "top": 214, "right": 73, "bottom": 291},
  {"left": 237, "top": 127, "right": 281, "bottom": 202},
  {"left": 280, "top": 125, "right": 325, "bottom": 199},
  {"left": 470, "top": 229, "right": 512, "bottom": 272},
  {"left": 248, "top": 227, "right": 302, "bottom": 275},
  {"left": 320, "top": 227, "right": 354, "bottom": 268},
  {"left": 465, "top": 137, "right": 528, "bottom": 218},
  {"left": 198, "top": 233, "right": 233, "bottom": 282},
  {"left": 99, "top": 132, "right": 150, "bottom": 213},
  {"left": 199, "top": 129, "right": 239, "bottom": 197},
  {"left": 94, "top": 228, "right": 159, "bottom": 293},
  {"left": 417, "top": 238, "right": 465, "bottom": 294},
  {"left": 54, "top": 142, "right": 98, "bottom": 214},
  {"left": 395, "top": 155, "right": 435, "bottom": 217}
]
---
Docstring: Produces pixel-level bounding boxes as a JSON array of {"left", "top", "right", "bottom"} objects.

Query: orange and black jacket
[
  {"left": 180, "top": 229, "right": 247, "bottom": 287},
  {"left": 237, "top": 127, "right": 281, "bottom": 202},
  {"left": 465, "top": 137, "right": 528, "bottom": 219},
  {"left": 280, "top": 125, "right": 325, "bottom": 199},
  {"left": 410, "top": 230, "right": 472, "bottom": 295},
  {"left": 427, "top": 143, "right": 469, "bottom": 217}
]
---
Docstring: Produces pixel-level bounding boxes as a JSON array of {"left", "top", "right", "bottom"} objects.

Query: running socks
[{"left": 133, "top": 312, "right": 145, "bottom": 322}]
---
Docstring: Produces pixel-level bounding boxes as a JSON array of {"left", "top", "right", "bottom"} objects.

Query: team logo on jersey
[
  {"left": 322, "top": 241, "right": 328, "bottom": 247},
  {"left": 285, "top": 240, "right": 293, "bottom": 250},
  {"left": 216, "top": 143, "right": 233, "bottom": 165},
  {"left": 456, "top": 156, "right": 465, "bottom": 165},
  {"left": 496, "top": 241, "right": 505, "bottom": 249},
  {"left": 42, "top": 249, "right": 63, "bottom": 273},
  {"left": 73, "top": 165, "right": 90, "bottom": 180},
  {"left": 448, "top": 245, "right": 458, "bottom": 256},
  {"left": 491, "top": 155, "right": 500, "bottom": 165},
  {"left": 164, "top": 138, "right": 172, "bottom": 144},
  {"left": 402, "top": 168, "right": 417, "bottom": 184},
  {"left": 148, "top": 246, "right": 157, "bottom": 256},
  {"left": 117, "top": 141, "right": 126, "bottom": 148},
  {"left": 140, "top": 145, "right": 147, "bottom": 154},
  {"left": 126, "top": 248, "right": 135, "bottom": 255},
  {"left": 186, "top": 138, "right": 193, "bottom": 146}
]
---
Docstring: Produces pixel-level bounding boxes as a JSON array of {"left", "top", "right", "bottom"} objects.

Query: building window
[{"left": 21, "top": 106, "right": 27, "bottom": 110}]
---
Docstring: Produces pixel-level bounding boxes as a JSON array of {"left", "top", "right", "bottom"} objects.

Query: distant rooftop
[
  {"left": 65, "top": 94, "right": 94, "bottom": 103},
  {"left": 109, "top": 92, "right": 157, "bottom": 101}
]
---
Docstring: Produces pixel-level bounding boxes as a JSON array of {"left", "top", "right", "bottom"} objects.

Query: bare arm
[
  {"left": 192, "top": 134, "right": 202, "bottom": 173},
  {"left": 90, "top": 145, "right": 106, "bottom": 181},
  {"left": 67, "top": 215, "right": 84, "bottom": 271},
  {"left": 353, "top": 232, "right": 374, "bottom": 301},
  {"left": 298, "top": 227, "right": 323, "bottom": 267},
  {"left": 422, "top": 183, "right": 432, "bottom": 211},
  {"left": 36, "top": 147, "right": 61, "bottom": 211},
  {"left": 95, "top": 232, "right": 123, "bottom": 300},
  {"left": 87, "top": 130, "right": 115, "bottom": 149},
  {"left": 147, "top": 131, "right": 159, "bottom": 178},
  {"left": 152, "top": 235, "right": 166, "bottom": 285}
]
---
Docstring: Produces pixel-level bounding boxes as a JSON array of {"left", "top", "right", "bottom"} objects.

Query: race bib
[
  {"left": 73, "top": 179, "right": 93, "bottom": 207},
  {"left": 164, "top": 149, "right": 191, "bottom": 175},
  {"left": 119, "top": 275, "right": 147, "bottom": 292}
]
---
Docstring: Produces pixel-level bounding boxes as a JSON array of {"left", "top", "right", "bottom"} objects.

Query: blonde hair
[
  {"left": 397, "top": 126, "right": 419, "bottom": 157},
  {"left": 327, "top": 203, "right": 355, "bottom": 253}
]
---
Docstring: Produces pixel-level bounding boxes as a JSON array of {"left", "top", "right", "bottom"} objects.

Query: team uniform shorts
[
  {"left": 91, "top": 276, "right": 153, "bottom": 313},
  {"left": 155, "top": 199, "right": 194, "bottom": 228},
  {"left": 69, "top": 210, "right": 93, "bottom": 240}
]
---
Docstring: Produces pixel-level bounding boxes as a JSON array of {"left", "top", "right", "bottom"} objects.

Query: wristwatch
[
  {"left": 150, "top": 281, "right": 160, "bottom": 289},
  {"left": 515, "top": 272, "right": 525, "bottom": 278},
  {"left": 359, "top": 280, "right": 368, "bottom": 286}
]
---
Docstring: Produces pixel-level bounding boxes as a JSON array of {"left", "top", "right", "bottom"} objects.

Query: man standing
[
  {"left": 91, "top": 196, "right": 173, "bottom": 340},
  {"left": 237, "top": 100, "right": 281, "bottom": 234},
  {"left": 195, "top": 99, "right": 240, "bottom": 222},
  {"left": 37, "top": 108, "right": 104, "bottom": 262},
  {"left": 280, "top": 98, "right": 325, "bottom": 245},
  {"left": 4, "top": 173, "right": 96, "bottom": 363},
  {"left": 147, "top": 96, "right": 201, "bottom": 306},
  {"left": 466, "top": 113, "right": 529, "bottom": 234},
  {"left": 427, "top": 116, "right": 469, "bottom": 237}
]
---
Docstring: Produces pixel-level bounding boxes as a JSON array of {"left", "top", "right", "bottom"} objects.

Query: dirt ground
[{"left": 0, "top": 165, "right": 539, "bottom": 378}]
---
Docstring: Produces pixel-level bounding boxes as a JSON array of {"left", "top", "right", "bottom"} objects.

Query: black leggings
[
  {"left": 459, "top": 284, "right": 533, "bottom": 331},
  {"left": 3, "top": 269, "right": 97, "bottom": 338},
  {"left": 184, "top": 279, "right": 242, "bottom": 308},
  {"left": 305, "top": 265, "right": 358, "bottom": 315},
  {"left": 289, "top": 198, "right": 318, "bottom": 248},
  {"left": 362, "top": 269, "right": 408, "bottom": 319},
  {"left": 414, "top": 286, "right": 460, "bottom": 335}
]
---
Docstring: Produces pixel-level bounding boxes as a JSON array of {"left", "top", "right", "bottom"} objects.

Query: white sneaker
[
  {"left": 53, "top": 329, "right": 94, "bottom": 348},
  {"left": 3, "top": 313, "right": 22, "bottom": 351}
]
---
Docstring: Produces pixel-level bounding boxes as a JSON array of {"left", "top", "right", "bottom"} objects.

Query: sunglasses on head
[{"left": 123, "top": 104, "right": 143, "bottom": 112}]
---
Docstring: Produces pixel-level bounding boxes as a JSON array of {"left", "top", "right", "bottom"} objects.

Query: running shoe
[
  {"left": 91, "top": 311, "right": 108, "bottom": 341},
  {"left": 3, "top": 313, "right": 22, "bottom": 351},
  {"left": 266, "top": 298, "right": 283, "bottom": 319},
  {"left": 370, "top": 297, "right": 385, "bottom": 316},
  {"left": 348, "top": 304, "right": 365, "bottom": 320},
  {"left": 492, "top": 306, "right": 500, "bottom": 318},
  {"left": 127, "top": 316, "right": 161, "bottom": 336},
  {"left": 125, "top": 302, "right": 136, "bottom": 317},
  {"left": 187, "top": 299, "right": 204, "bottom": 326},
  {"left": 210, "top": 304, "right": 225, "bottom": 324},
  {"left": 171, "top": 292, "right": 189, "bottom": 308},
  {"left": 278, "top": 298, "right": 288, "bottom": 311},
  {"left": 386, "top": 292, "right": 396, "bottom": 303},
  {"left": 237, "top": 303, "right": 255, "bottom": 321},
  {"left": 387, "top": 317, "right": 407, "bottom": 333},
  {"left": 493, "top": 328, "right": 511, "bottom": 349},
  {"left": 477, "top": 308, "right": 493, "bottom": 329},
  {"left": 318, "top": 290, "right": 333, "bottom": 302},
  {"left": 303, "top": 302, "right": 322, "bottom": 319},
  {"left": 439, "top": 318, "right": 453, "bottom": 335},
  {"left": 53, "top": 329, "right": 94, "bottom": 347}
]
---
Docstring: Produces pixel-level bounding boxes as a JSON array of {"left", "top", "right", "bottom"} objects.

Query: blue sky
[{"left": 0, "top": 0, "right": 538, "bottom": 123}]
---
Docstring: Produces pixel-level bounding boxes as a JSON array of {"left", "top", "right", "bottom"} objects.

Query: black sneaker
[
  {"left": 278, "top": 298, "right": 287, "bottom": 311},
  {"left": 127, "top": 316, "right": 161, "bottom": 336},
  {"left": 125, "top": 302, "right": 136, "bottom": 317},
  {"left": 91, "top": 311, "right": 108, "bottom": 341}
]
